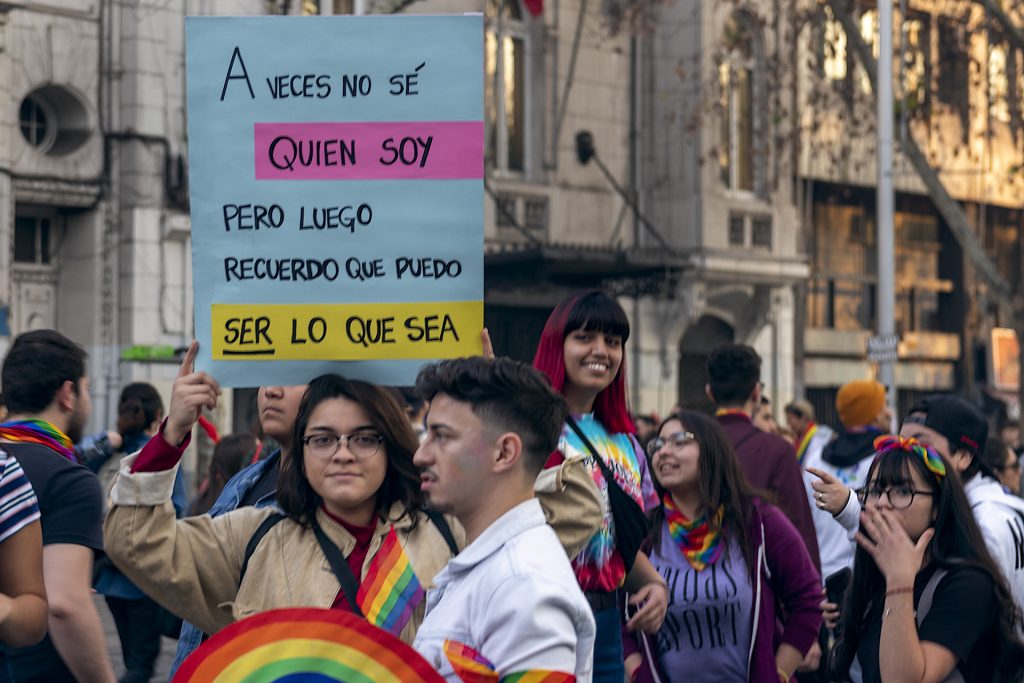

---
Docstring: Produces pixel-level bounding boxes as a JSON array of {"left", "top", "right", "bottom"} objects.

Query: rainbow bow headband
[{"left": 873, "top": 435, "right": 946, "bottom": 479}]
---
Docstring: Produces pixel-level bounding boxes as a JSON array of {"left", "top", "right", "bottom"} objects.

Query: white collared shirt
[{"left": 414, "top": 498, "right": 595, "bottom": 681}]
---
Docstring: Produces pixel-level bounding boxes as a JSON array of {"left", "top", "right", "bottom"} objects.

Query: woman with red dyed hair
[{"left": 533, "top": 289, "right": 669, "bottom": 683}]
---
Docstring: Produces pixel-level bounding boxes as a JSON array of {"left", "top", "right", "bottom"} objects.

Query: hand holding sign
[{"left": 164, "top": 341, "right": 222, "bottom": 447}]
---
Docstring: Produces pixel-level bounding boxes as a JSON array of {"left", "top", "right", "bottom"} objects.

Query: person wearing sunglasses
[
  {"left": 829, "top": 436, "right": 1024, "bottom": 682},
  {"left": 624, "top": 411, "right": 822, "bottom": 683}
]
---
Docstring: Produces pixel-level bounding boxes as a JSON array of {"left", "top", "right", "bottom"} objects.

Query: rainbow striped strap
[
  {"left": 442, "top": 641, "right": 575, "bottom": 683},
  {"left": 356, "top": 524, "right": 424, "bottom": 636},
  {"left": 873, "top": 435, "right": 946, "bottom": 479}
]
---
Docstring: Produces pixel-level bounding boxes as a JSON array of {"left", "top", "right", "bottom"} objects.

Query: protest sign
[{"left": 185, "top": 15, "right": 483, "bottom": 387}]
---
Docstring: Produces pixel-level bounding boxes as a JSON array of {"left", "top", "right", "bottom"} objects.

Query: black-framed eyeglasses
[
  {"left": 646, "top": 431, "right": 697, "bottom": 457},
  {"left": 856, "top": 485, "right": 933, "bottom": 510},
  {"left": 302, "top": 431, "right": 384, "bottom": 460}
]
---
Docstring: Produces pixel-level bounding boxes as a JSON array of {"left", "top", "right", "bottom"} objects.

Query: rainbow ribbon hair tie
[{"left": 873, "top": 435, "right": 946, "bottom": 479}]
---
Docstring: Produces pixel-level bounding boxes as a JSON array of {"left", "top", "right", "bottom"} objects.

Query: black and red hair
[{"left": 532, "top": 290, "right": 635, "bottom": 434}]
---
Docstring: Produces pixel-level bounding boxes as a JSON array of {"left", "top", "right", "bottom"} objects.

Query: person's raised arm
[{"left": 0, "top": 519, "right": 46, "bottom": 647}]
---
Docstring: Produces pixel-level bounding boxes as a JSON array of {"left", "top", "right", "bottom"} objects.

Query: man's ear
[
  {"left": 493, "top": 432, "right": 523, "bottom": 474},
  {"left": 56, "top": 380, "right": 77, "bottom": 412},
  {"left": 950, "top": 449, "right": 974, "bottom": 475},
  {"left": 704, "top": 383, "right": 715, "bottom": 404}
]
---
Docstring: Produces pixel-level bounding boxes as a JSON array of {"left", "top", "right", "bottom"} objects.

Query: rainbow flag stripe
[
  {"left": 444, "top": 640, "right": 498, "bottom": 683},
  {"left": 173, "top": 607, "right": 445, "bottom": 682},
  {"left": 503, "top": 673, "right": 575, "bottom": 683},
  {"left": 356, "top": 525, "right": 424, "bottom": 636}
]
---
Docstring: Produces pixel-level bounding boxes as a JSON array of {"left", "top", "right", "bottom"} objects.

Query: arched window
[
  {"left": 486, "top": 0, "right": 528, "bottom": 173},
  {"left": 718, "top": 12, "right": 763, "bottom": 194}
]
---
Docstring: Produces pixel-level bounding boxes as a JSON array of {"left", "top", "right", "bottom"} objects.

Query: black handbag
[{"left": 566, "top": 415, "right": 649, "bottom": 573}]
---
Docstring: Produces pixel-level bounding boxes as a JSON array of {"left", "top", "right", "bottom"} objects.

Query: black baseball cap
[{"left": 903, "top": 394, "right": 988, "bottom": 458}]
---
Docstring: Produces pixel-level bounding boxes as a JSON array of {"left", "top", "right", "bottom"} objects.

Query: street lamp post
[{"left": 877, "top": 0, "right": 897, "bottom": 421}]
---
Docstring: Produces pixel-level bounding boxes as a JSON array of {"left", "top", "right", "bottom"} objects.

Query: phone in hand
[{"left": 824, "top": 567, "right": 851, "bottom": 606}]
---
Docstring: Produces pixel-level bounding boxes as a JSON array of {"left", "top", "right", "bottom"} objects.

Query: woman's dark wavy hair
[
  {"left": 829, "top": 448, "right": 1024, "bottom": 681},
  {"left": 277, "top": 374, "right": 423, "bottom": 528},
  {"left": 649, "top": 410, "right": 758, "bottom": 578},
  {"left": 116, "top": 382, "right": 164, "bottom": 437},
  {"left": 532, "top": 289, "right": 634, "bottom": 434}
]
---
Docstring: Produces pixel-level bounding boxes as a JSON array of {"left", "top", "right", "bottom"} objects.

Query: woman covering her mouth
[
  {"left": 533, "top": 289, "right": 670, "bottom": 683},
  {"left": 625, "top": 410, "right": 822, "bottom": 682}
]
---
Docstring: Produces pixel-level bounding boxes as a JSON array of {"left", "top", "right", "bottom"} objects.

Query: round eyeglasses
[
  {"left": 302, "top": 431, "right": 384, "bottom": 460},
  {"left": 646, "top": 431, "right": 697, "bottom": 457},
  {"left": 856, "top": 484, "right": 933, "bottom": 510}
]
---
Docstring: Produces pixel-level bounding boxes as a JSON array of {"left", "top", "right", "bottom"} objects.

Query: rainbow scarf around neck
[
  {"left": 443, "top": 640, "right": 575, "bottom": 683},
  {"left": 663, "top": 493, "right": 724, "bottom": 571},
  {"left": 714, "top": 408, "right": 748, "bottom": 419},
  {"left": 0, "top": 419, "right": 74, "bottom": 460},
  {"left": 795, "top": 423, "right": 818, "bottom": 463},
  {"left": 355, "top": 524, "right": 424, "bottom": 636}
]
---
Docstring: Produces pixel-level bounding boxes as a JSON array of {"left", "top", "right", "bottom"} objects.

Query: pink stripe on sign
[{"left": 254, "top": 121, "right": 483, "bottom": 180}]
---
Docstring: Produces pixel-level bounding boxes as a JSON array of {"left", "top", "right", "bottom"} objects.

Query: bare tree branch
[{"left": 975, "top": 0, "right": 1024, "bottom": 55}]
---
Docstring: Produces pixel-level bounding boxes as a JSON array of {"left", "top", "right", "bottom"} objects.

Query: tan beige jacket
[{"left": 104, "top": 452, "right": 600, "bottom": 644}]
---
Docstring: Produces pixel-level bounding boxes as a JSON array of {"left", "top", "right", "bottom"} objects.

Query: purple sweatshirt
[{"left": 624, "top": 499, "right": 822, "bottom": 682}]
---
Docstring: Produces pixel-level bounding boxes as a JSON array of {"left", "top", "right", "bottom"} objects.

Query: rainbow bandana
[
  {"left": 0, "top": 419, "right": 74, "bottom": 461},
  {"left": 795, "top": 423, "right": 818, "bottom": 463},
  {"left": 443, "top": 641, "right": 575, "bottom": 683},
  {"left": 663, "top": 494, "right": 725, "bottom": 571},
  {"left": 873, "top": 435, "right": 946, "bottom": 479},
  {"left": 356, "top": 525, "right": 424, "bottom": 636}
]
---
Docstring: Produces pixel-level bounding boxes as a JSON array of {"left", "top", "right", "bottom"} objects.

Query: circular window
[{"left": 17, "top": 86, "right": 91, "bottom": 156}]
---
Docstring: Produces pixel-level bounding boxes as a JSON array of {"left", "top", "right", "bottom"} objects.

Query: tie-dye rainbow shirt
[{"left": 558, "top": 413, "right": 658, "bottom": 593}]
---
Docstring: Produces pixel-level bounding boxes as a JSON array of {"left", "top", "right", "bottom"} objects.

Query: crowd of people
[{"left": 0, "top": 289, "right": 1023, "bottom": 682}]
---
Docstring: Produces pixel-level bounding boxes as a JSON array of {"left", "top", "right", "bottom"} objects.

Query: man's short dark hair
[
  {"left": 416, "top": 357, "right": 568, "bottom": 474},
  {"left": 2, "top": 330, "right": 87, "bottom": 414},
  {"left": 706, "top": 343, "right": 761, "bottom": 406}
]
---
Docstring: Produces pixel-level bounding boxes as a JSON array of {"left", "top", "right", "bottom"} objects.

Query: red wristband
[{"left": 885, "top": 586, "right": 913, "bottom": 598}]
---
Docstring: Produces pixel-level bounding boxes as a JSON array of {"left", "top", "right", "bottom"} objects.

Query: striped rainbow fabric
[
  {"left": 443, "top": 640, "right": 576, "bottom": 683},
  {"left": 355, "top": 525, "right": 424, "bottom": 636}
]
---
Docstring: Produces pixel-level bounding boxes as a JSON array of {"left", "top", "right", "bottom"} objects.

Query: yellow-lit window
[{"left": 486, "top": 0, "right": 527, "bottom": 173}]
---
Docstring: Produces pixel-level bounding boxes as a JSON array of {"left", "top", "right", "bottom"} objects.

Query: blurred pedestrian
[
  {"left": 625, "top": 411, "right": 822, "bottom": 683},
  {"left": 532, "top": 290, "right": 668, "bottom": 683},
  {"left": 0, "top": 330, "right": 114, "bottom": 682},
  {"left": 188, "top": 433, "right": 261, "bottom": 516},
  {"left": 785, "top": 400, "right": 832, "bottom": 466},
  {"left": 753, "top": 396, "right": 780, "bottom": 435},
  {"left": 706, "top": 343, "right": 821, "bottom": 574},
  {"left": 633, "top": 414, "right": 658, "bottom": 453},
  {"left": 982, "top": 435, "right": 1021, "bottom": 496},
  {"left": 829, "top": 436, "right": 1024, "bottom": 682}
]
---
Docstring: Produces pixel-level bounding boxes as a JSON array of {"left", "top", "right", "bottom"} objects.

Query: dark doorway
[{"left": 678, "top": 316, "right": 735, "bottom": 414}]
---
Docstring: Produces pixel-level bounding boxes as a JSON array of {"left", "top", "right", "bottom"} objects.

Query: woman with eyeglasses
[
  {"left": 624, "top": 410, "right": 822, "bottom": 683},
  {"left": 829, "top": 436, "right": 1024, "bottom": 682}
]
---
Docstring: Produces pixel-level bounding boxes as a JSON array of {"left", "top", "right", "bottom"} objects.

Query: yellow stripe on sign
[{"left": 211, "top": 301, "right": 483, "bottom": 361}]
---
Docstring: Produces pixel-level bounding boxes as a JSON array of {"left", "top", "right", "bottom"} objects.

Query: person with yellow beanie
[{"left": 803, "top": 380, "right": 891, "bottom": 580}]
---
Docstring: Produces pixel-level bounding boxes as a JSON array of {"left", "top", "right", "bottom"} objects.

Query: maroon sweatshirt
[{"left": 716, "top": 413, "right": 821, "bottom": 573}]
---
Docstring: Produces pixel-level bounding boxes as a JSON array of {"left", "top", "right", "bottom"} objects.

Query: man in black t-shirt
[{"left": 0, "top": 330, "right": 114, "bottom": 682}]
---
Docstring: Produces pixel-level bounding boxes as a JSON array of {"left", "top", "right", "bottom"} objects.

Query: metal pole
[{"left": 877, "top": 0, "right": 897, "bottom": 419}]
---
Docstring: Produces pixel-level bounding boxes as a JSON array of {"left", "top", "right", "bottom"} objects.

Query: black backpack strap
[
  {"left": 311, "top": 518, "right": 363, "bottom": 617},
  {"left": 424, "top": 509, "right": 459, "bottom": 556},
  {"left": 239, "top": 512, "right": 286, "bottom": 584}
]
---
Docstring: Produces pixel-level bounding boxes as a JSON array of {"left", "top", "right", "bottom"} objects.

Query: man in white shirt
[{"left": 412, "top": 356, "right": 596, "bottom": 681}]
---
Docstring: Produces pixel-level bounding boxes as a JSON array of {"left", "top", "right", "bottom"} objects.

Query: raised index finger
[
  {"left": 178, "top": 341, "right": 199, "bottom": 379},
  {"left": 806, "top": 466, "right": 836, "bottom": 484}
]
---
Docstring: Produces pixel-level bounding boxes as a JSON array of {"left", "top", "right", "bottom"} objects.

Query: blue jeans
[{"left": 593, "top": 604, "right": 625, "bottom": 683}]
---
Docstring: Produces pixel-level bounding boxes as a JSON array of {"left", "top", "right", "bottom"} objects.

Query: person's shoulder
[{"left": 933, "top": 563, "right": 995, "bottom": 599}]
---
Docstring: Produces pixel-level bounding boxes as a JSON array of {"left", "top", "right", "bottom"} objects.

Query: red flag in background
[{"left": 524, "top": 0, "right": 543, "bottom": 16}]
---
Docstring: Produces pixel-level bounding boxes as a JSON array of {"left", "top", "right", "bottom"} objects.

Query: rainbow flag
[
  {"left": 356, "top": 525, "right": 424, "bottom": 636},
  {"left": 443, "top": 640, "right": 576, "bottom": 683}
]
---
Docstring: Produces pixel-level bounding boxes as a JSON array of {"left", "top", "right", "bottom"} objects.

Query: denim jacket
[{"left": 169, "top": 448, "right": 280, "bottom": 676}]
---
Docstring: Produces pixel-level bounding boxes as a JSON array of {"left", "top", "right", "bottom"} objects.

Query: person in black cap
[{"left": 899, "top": 394, "right": 1024, "bottom": 613}]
